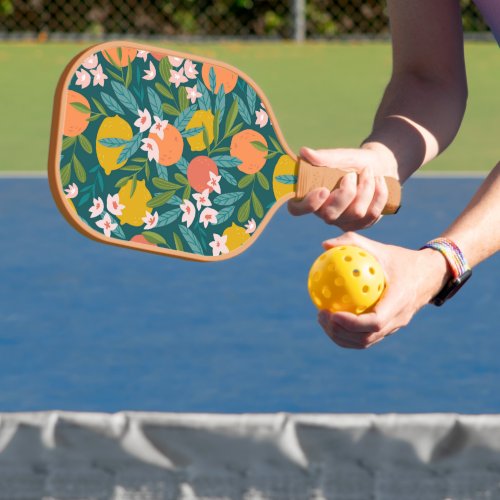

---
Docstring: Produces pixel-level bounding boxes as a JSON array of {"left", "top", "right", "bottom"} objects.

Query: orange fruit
[
  {"left": 202, "top": 64, "right": 238, "bottom": 94},
  {"left": 187, "top": 156, "right": 219, "bottom": 193},
  {"left": 148, "top": 124, "right": 184, "bottom": 166},
  {"left": 102, "top": 47, "right": 137, "bottom": 67},
  {"left": 230, "top": 130, "right": 268, "bottom": 175},
  {"left": 63, "top": 90, "right": 90, "bottom": 137}
]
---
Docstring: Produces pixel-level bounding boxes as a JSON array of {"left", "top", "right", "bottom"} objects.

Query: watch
[{"left": 421, "top": 238, "right": 472, "bottom": 306}]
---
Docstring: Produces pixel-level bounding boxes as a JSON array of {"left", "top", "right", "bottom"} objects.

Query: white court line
[{"left": 0, "top": 170, "right": 489, "bottom": 179}]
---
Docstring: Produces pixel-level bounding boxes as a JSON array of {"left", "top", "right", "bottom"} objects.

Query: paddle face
[{"left": 49, "top": 41, "right": 298, "bottom": 262}]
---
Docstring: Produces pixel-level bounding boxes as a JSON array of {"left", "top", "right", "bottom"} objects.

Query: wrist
[
  {"left": 360, "top": 141, "right": 399, "bottom": 178},
  {"left": 418, "top": 248, "right": 453, "bottom": 302}
]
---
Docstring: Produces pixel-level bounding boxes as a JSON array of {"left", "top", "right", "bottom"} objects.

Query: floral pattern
[{"left": 57, "top": 44, "right": 297, "bottom": 258}]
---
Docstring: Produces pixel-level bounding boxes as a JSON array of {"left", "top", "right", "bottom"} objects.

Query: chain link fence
[{"left": 0, "top": 0, "right": 491, "bottom": 40}]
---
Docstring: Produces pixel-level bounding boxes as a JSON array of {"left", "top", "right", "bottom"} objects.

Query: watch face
[{"left": 432, "top": 269, "right": 472, "bottom": 306}]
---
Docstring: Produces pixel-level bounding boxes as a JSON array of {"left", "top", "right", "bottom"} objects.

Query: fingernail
[{"left": 318, "top": 189, "right": 329, "bottom": 200}]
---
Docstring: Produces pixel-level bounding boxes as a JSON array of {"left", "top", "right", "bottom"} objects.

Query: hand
[
  {"left": 317, "top": 232, "right": 451, "bottom": 349},
  {"left": 288, "top": 145, "right": 398, "bottom": 231}
]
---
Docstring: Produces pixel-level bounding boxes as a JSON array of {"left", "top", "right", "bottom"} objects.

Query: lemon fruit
[
  {"left": 272, "top": 154, "right": 296, "bottom": 200},
  {"left": 96, "top": 116, "right": 133, "bottom": 175},
  {"left": 117, "top": 179, "right": 152, "bottom": 227},
  {"left": 308, "top": 245, "right": 385, "bottom": 315},
  {"left": 185, "top": 110, "right": 214, "bottom": 152},
  {"left": 223, "top": 223, "right": 251, "bottom": 252}
]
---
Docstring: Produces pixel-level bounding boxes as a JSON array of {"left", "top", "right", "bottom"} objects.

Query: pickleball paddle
[{"left": 48, "top": 41, "right": 401, "bottom": 262}]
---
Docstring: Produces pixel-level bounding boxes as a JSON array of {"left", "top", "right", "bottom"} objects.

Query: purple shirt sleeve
[{"left": 473, "top": 0, "right": 500, "bottom": 45}]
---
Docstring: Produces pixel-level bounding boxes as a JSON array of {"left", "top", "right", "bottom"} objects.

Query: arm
[
  {"left": 289, "top": 0, "right": 468, "bottom": 229},
  {"left": 318, "top": 163, "right": 500, "bottom": 349}
]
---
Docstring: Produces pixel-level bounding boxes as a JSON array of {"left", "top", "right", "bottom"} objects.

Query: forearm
[
  {"left": 441, "top": 162, "right": 500, "bottom": 267},
  {"left": 363, "top": 73, "right": 467, "bottom": 182}
]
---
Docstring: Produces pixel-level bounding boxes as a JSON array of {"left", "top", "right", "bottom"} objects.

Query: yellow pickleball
[{"left": 308, "top": 245, "right": 385, "bottom": 314}]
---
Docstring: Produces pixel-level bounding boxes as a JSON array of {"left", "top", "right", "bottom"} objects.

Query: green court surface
[{"left": 0, "top": 41, "right": 497, "bottom": 173}]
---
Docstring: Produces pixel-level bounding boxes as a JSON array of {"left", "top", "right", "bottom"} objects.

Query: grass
[{"left": 0, "top": 41, "right": 497, "bottom": 173}]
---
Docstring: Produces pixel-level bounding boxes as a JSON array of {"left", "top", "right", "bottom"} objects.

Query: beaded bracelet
[{"left": 421, "top": 237, "right": 472, "bottom": 306}]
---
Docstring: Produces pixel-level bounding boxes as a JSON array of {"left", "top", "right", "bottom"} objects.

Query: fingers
[{"left": 288, "top": 187, "right": 330, "bottom": 216}]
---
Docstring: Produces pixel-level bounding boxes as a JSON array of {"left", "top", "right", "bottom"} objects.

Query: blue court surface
[{"left": 0, "top": 176, "right": 498, "bottom": 413}]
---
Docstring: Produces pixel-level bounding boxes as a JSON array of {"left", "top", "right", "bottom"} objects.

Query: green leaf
[
  {"left": 70, "top": 102, "right": 91, "bottom": 114},
  {"left": 219, "top": 168, "right": 237, "bottom": 186},
  {"left": 226, "top": 122, "right": 243, "bottom": 138},
  {"left": 101, "top": 92, "right": 124, "bottom": 115},
  {"left": 182, "top": 185, "right": 191, "bottom": 200},
  {"left": 174, "top": 105, "right": 195, "bottom": 131},
  {"left": 270, "top": 136, "right": 284, "bottom": 154},
  {"left": 62, "top": 136, "right": 77, "bottom": 151},
  {"left": 98, "top": 137, "right": 130, "bottom": 147},
  {"left": 181, "top": 126, "right": 204, "bottom": 138},
  {"left": 159, "top": 58, "right": 172, "bottom": 86},
  {"left": 120, "top": 165, "right": 143, "bottom": 172},
  {"left": 275, "top": 174, "right": 297, "bottom": 185},
  {"left": 117, "top": 47, "right": 123, "bottom": 64},
  {"left": 103, "top": 50, "right": 121, "bottom": 69},
  {"left": 176, "top": 157, "right": 189, "bottom": 175},
  {"left": 202, "top": 126, "right": 210, "bottom": 151},
  {"left": 174, "top": 173, "right": 188, "bottom": 185},
  {"left": 111, "top": 81, "right": 139, "bottom": 115},
  {"left": 251, "top": 141, "right": 268, "bottom": 152},
  {"left": 107, "top": 68, "right": 124, "bottom": 83},
  {"left": 213, "top": 109, "right": 220, "bottom": 146},
  {"left": 114, "top": 175, "right": 132, "bottom": 188},
  {"left": 238, "top": 174, "right": 254, "bottom": 189},
  {"left": 210, "top": 147, "right": 230, "bottom": 155},
  {"left": 252, "top": 191, "right": 264, "bottom": 218},
  {"left": 197, "top": 80, "right": 211, "bottom": 110},
  {"left": 91, "top": 98, "right": 108, "bottom": 117},
  {"left": 157, "top": 208, "right": 182, "bottom": 227},
  {"left": 86, "top": 114, "right": 102, "bottom": 122},
  {"left": 168, "top": 194, "right": 183, "bottom": 205},
  {"left": 152, "top": 177, "right": 181, "bottom": 191},
  {"left": 78, "top": 134, "right": 93, "bottom": 154},
  {"left": 117, "top": 133, "right": 143, "bottom": 164},
  {"left": 173, "top": 232, "right": 184, "bottom": 251},
  {"left": 145, "top": 160, "right": 150, "bottom": 180},
  {"left": 246, "top": 85, "right": 257, "bottom": 114},
  {"left": 162, "top": 103, "right": 180, "bottom": 116},
  {"left": 237, "top": 198, "right": 251, "bottom": 223},
  {"left": 125, "top": 57, "right": 133, "bottom": 88},
  {"left": 213, "top": 191, "right": 244, "bottom": 206},
  {"left": 215, "top": 206, "right": 235, "bottom": 225},
  {"left": 178, "top": 87, "right": 189, "bottom": 111},
  {"left": 142, "top": 231, "right": 167, "bottom": 246},
  {"left": 147, "top": 87, "right": 163, "bottom": 119},
  {"left": 256, "top": 171, "right": 270, "bottom": 190},
  {"left": 234, "top": 95, "right": 252, "bottom": 125},
  {"left": 60, "top": 163, "right": 71, "bottom": 186},
  {"left": 155, "top": 82, "right": 173, "bottom": 100},
  {"left": 73, "top": 155, "right": 86, "bottom": 183},
  {"left": 147, "top": 190, "right": 176, "bottom": 208},
  {"left": 209, "top": 67, "right": 216, "bottom": 93},
  {"left": 178, "top": 224, "right": 204, "bottom": 255},
  {"left": 130, "top": 174, "right": 137, "bottom": 197},
  {"left": 212, "top": 155, "right": 242, "bottom": 169},
  {"left": 265, "top": 151, "right": 279, "bottom": 160},
  {"left": 225, "top": 98, "right": 238, "bottom": 135}
]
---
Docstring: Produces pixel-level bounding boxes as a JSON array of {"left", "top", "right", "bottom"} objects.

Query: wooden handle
[{"left": 295, "top": 157, "right": 401, "bottom": 215}]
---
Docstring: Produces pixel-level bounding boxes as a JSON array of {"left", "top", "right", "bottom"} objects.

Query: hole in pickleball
[
  {"left": 362, "top": 285, "right": 369, "bottom": 293},
  {"left": 327, "top": 264, "right": 335, "bottom": 272},
  {"left": 359, "top": 251, "right": 366, "bottom": 257},
  {"left": 342, "top": 295, "right": 351, "bottom": 304},
  {"left": 369, "top": 267, "right": 375, "bottom": 275},
  {"left": 344, "top": 256, "right": 352, "bottom": 262},
  {"left": 313, "top": 271, "right": 321, "bottom": 282},
  {"left": 378, "top": 284, "right": 382, "bottom": 291},
  {"left": 352, "top": 269, "right": 360, "bottom": 277},
  {"left": 322, "top": 286, "right": 332, "bottom": 299},
  {"left": 333, "top": 303, "right": 342, "bottom": 311},
  {"left": 356, "top": 306, "right": 365, "bottom": 314},
  {"left": 334, "top": 277, "right": 344, "bottom": 287}
]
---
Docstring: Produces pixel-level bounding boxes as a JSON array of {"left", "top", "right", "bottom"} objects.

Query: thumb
[{"left": 300, "top": 147, "right": 366, "bottom": 170}]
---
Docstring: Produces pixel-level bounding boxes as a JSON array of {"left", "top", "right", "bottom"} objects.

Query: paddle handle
[{"left": 295, "top": 157, "right": 401, "bottom": 215}]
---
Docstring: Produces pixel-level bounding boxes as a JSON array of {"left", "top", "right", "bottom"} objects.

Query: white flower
[
  {"left": 64, "top": 183, "right": 78, "bottom": 199},
  {"left": 96, "top": 213, "right": 117, "bottom": 238},
  {"left": 180, "top": 199, "right": 196, "bottom": 228},
  {"left": 168, "top": 56, "right": 184, "bottom": 67},
  {"left": 142, "top": 211, "right": 159, "bottom": 230},
  {"left": 209, "top": 234, "right": 229, "bottom": 257},
  {"left": 199, "top": 207, "right": 218, "bottom": 228},
  {"left": 89, "top": 197, "right": 104, "bottom": 218},
  {"left": 140, "top": 138, "right": 159, "bottom": 162},
  {"left": 143, "top": 61, "right": 156, "bottom": 80},
  {"left": 137, "top": 50, "right": 149, "bottom": 61},
  {"left": 106, "top": 193, "right": 125, "bottom": 216},
  {"left": 255, "top": 109, "right": 268, "bottom": 128},
  {"left": 150, "top": 116, "right": 169, "bottom": 140},
  {"left": 75, "top": 69, "right": 91, "bottom": 89},
  {"left": 245, "top": 218, "right": 257, "bottom": 234},
  {"left": 90, "top": 64, "right": 108, "bottom": 87},
  {"left": 207, "top": 171, "right": 221, "bottom": 194},
  {"left": 192, "top": 188, "right": 211, "bottom": 210},
  {"left": 183, "top": 60, "right": 198, "bottom": 79},
  {"left": 82, "top": 54, "right": 98, "bottom": 70},
  {"left": 134, "top": 108, "right": 152, "bottom": 132},
  {"left": 169, "top": 68, "right": 188, "bottom": 88},
  {"left": 186, "top": 85, "right": 202, "bottom": 104}
]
